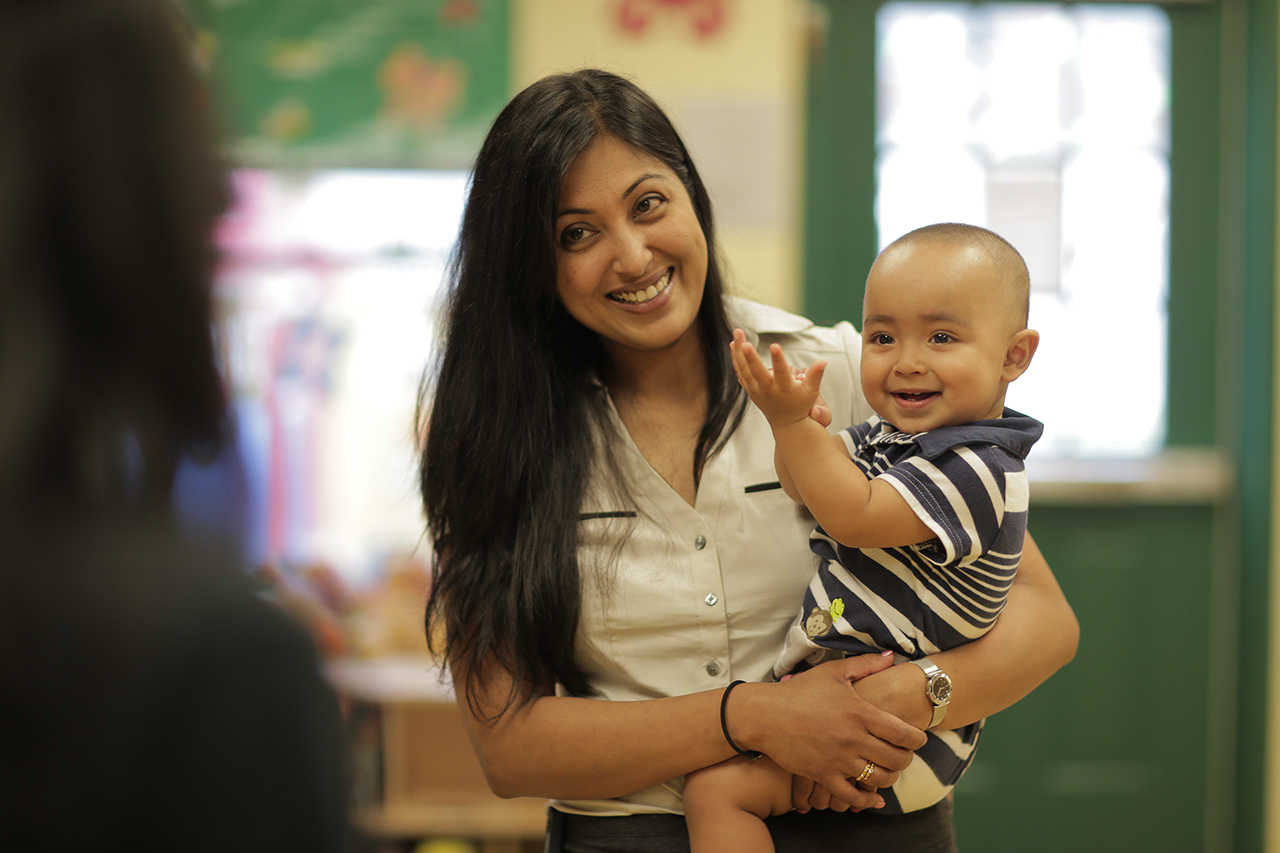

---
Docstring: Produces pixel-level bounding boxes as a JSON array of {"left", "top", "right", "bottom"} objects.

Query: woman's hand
[
  {"left": 790, "top": 772, "right": 894, "bottom": 814},
  {"left": 732, "top": 652, "right": 926, "bottom": 809}
]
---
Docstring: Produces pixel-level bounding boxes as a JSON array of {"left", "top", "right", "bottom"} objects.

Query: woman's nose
[{"left": 611, "top": 227, "right": 652, "bottom": 278}]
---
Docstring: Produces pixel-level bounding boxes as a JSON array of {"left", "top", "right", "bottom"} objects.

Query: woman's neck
[
  {"left": 606, "top": 350, "right": 707, "bottom": 410},
  {"left": 601, "top": 329, "right": 709, "bottom": 506}
]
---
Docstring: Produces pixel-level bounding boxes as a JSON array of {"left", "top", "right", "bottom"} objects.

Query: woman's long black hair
[{"left": 419, "top": 69, "right": 745, "bottom": 716}]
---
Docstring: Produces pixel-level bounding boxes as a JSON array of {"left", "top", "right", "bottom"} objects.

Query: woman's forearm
[
  {"left": 454, "top": 662, "right": 732, "bottom": 800},
  {"left": 854, "top": 531, "right": 1078, "bottom": 729},
  {"left": 933, "top": 531, "right": 1077, "bottom": 727},
  {"left": 455, "top": 654, "right": 926, "bottom": 805}
]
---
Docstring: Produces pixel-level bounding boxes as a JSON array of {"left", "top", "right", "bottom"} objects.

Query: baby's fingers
[
  {"left": 802, "top": 359, "right": 828, "bottom": 394},
  {"left": 738, "top": 341, "right": 777, "bottom": 390},
  {"left": 766, "top": 344, "right": 802, "bottom": 394},
  {"left": 730, "top": 331, "right": 762, "bottom": 389}
]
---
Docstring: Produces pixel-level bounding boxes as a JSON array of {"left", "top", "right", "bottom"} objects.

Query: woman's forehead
[{"left": 559, "top": 136, "right": 673, "bottom": 203}]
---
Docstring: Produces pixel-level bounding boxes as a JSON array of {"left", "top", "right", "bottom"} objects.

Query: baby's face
[{"left": 860, "top": 240, "right": 1023, "bottom": 433}]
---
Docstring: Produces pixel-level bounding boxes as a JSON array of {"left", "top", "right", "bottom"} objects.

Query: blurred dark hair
[
  {"left": 420, "top": 69, "right": 745, "bottom": 715},
  {"left": 0, "top": 0, "right": 229, "bottom": 514}
]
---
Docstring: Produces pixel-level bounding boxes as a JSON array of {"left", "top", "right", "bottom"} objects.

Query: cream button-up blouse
[{"left": 556, "top": 298, "right": 873, "bottom": 817}]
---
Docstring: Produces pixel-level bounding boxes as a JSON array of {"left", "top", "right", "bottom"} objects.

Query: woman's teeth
[{"left": 613, "top": 272, "right": 671, "bottom": 304}]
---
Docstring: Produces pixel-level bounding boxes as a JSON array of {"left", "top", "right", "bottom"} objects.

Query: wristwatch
[{"left": 910, "top": 657, "right": 951, "bottom": 729}]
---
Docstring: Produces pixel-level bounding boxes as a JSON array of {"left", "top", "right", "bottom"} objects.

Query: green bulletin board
[{"left": 189, "top": 0, "right": 509, "bottom": 168}]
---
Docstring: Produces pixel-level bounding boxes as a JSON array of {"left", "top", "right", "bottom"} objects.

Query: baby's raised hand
[{"left": 730, "top": 329, "right": 828, "bottom": 428}]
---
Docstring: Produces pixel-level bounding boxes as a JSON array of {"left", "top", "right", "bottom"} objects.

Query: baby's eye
[
  {"left": 869, "top": 333, "right": 894, "bottom": 345},
  {"left": 930, "top": 332, "right": 954, "bottom": 344}
]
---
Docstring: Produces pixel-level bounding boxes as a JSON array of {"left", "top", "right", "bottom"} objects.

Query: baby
[{"left": 684, "top": 223, "right": 1042, "bottom": 851}]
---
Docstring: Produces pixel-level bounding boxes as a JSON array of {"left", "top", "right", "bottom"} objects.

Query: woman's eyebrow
[
  {"left": 556, "top": 173, "right": 667, "bottom": 219},
  {"left": 625, "top": 173, "right": 664, "bottom": 196}
]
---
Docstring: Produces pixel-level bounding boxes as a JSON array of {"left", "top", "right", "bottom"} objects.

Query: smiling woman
[{"left": 418, "top": 68, "right": 1077, "bottom": 853}]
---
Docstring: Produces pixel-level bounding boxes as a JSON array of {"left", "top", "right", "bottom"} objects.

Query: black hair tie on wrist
[{"left": 720, "top": 680, "right": 763, "bottom": 761}]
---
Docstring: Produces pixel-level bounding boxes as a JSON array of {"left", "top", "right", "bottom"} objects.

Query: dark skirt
[{"left": 545, "top": 799, "right": 957, "bottom": 853}]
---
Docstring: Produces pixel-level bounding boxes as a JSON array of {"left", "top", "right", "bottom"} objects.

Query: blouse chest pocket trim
[{"left": 744, "top": 482, "right": 782, "bottom": 494}]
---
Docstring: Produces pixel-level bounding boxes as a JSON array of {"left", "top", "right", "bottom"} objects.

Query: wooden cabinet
[{"left": 330, "top": 658, "right": 547, "bottom": 853}]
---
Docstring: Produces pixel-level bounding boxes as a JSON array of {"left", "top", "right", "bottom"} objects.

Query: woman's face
[{"left": 554, "top": 134, "right": 708, "bottom": 360}]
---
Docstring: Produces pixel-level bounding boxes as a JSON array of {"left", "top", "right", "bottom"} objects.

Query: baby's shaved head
[{"left": 881, "top": 223, "right": 1031, "bottom": 330}]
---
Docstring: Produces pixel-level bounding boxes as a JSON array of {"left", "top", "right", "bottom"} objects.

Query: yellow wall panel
[{"left": 511, "top": 0, "right": 809, "bottom": 311}]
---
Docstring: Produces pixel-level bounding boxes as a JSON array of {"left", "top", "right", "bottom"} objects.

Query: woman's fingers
[
  {"left": 791, "top": 775, "right": 818, "bottom": 813},
  {"left": 811, "top": 775, "right": 884, "bottom": 811}
]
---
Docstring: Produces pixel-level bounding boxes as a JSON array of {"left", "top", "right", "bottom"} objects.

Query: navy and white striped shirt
[
  {"left": 773, "top": 408, "right": 1042, "bottom": 813},
  {"left": 808, "top": 410, "right": 1041, "bottom": 658}
]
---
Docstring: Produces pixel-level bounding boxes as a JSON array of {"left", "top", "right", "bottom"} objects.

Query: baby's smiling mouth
[
  {"left": 894, "top": 391, "right": 939, "bottom": 403},
  {"left": 610, "top": 269, "right": 672, "bottom": 304}
]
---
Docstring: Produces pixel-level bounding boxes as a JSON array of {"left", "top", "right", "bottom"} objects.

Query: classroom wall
[{"left": 512, "top": 0, "right": 810, "bottom": 312}]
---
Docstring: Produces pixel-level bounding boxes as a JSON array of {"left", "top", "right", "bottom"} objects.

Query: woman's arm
[
  {"left": 452, "top": 652, "right": 926, "bottom": 807},
  {"left": 853, "top": 531, "right": 1078, "bottom": 729}
]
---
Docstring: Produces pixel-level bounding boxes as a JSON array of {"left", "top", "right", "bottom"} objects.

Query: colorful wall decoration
[{"left": 189, "top": 0, "right": 509, "bottom": 168}]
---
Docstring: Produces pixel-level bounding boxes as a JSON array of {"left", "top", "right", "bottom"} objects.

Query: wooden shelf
[
  {"left": 328, "top": 657, "right": 548, "bottom": 847},
  {"left": 357, "top": 797, "right": 548, "bottom": 839}
]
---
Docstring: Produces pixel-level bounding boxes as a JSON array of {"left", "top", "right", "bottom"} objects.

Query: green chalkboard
[{"left": 189, "top": 0, "right": 509, "bottom": 168}]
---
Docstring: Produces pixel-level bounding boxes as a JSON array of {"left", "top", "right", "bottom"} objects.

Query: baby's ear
[{"left": 1002, "top": 329, "right": 1039, "bottom": 382}]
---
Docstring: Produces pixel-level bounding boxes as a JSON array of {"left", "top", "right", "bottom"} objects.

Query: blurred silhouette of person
[{"left": 0, "top": 1, "right": 353, "bottom": 849}]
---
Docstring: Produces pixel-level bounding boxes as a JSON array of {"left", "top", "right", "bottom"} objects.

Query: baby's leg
[{"left": 683, "top": 755, "right": 795, "bottom": 853}]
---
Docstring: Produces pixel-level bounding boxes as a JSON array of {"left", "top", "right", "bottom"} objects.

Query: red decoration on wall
[{"left": 617, "top": 0, "right": 728, "bottom": 39}]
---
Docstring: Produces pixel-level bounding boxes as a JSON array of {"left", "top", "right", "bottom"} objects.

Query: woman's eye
[
  {"left": 560, "top": 225, "right": 593, "bottom": 247},
  {"left": 635, "top": 194, "right": 666, "bottom": 216}
]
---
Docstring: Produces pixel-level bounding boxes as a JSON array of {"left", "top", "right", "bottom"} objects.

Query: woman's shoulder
[{"left": 726, "top": 296, "right": 859, "bottom": 359}]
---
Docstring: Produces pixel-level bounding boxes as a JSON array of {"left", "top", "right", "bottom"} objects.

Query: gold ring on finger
[{"left": 856, "top": 761, "right": 875, "bottom": 782}]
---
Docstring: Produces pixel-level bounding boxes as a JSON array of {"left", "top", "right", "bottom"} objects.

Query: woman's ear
[{"left": 1002, "top": 329, "right": 1039, "bottom": 382}]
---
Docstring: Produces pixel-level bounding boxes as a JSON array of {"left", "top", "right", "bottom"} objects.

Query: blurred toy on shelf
[{"left": 254, "top": 552, "right": 432, "bottom": 660}]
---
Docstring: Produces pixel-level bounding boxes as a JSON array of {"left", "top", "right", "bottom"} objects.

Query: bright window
[
  {"left": 876, "top": 2, "right": 1170, "bottom": 457},
  {"left": 213, "top": 169, "right": 467, "bottom": 582}
]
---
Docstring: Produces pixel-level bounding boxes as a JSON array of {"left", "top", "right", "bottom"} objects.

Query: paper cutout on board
[{"left": 189, "top": 0, "right": 509, "bottom": 167}]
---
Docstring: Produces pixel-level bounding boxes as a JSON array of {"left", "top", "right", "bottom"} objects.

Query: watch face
[{"left": 928, "top": 673, "right": 952, "bottom": 704}]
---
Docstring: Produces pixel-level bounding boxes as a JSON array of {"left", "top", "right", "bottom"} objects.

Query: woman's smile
[{"left": 609, "top": 268, "right": 673, "bottom": 305}]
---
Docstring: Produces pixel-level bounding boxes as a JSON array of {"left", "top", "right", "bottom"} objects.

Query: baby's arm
[{"left": 730, "top": 331, "right": 932, "bottom": 550}]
